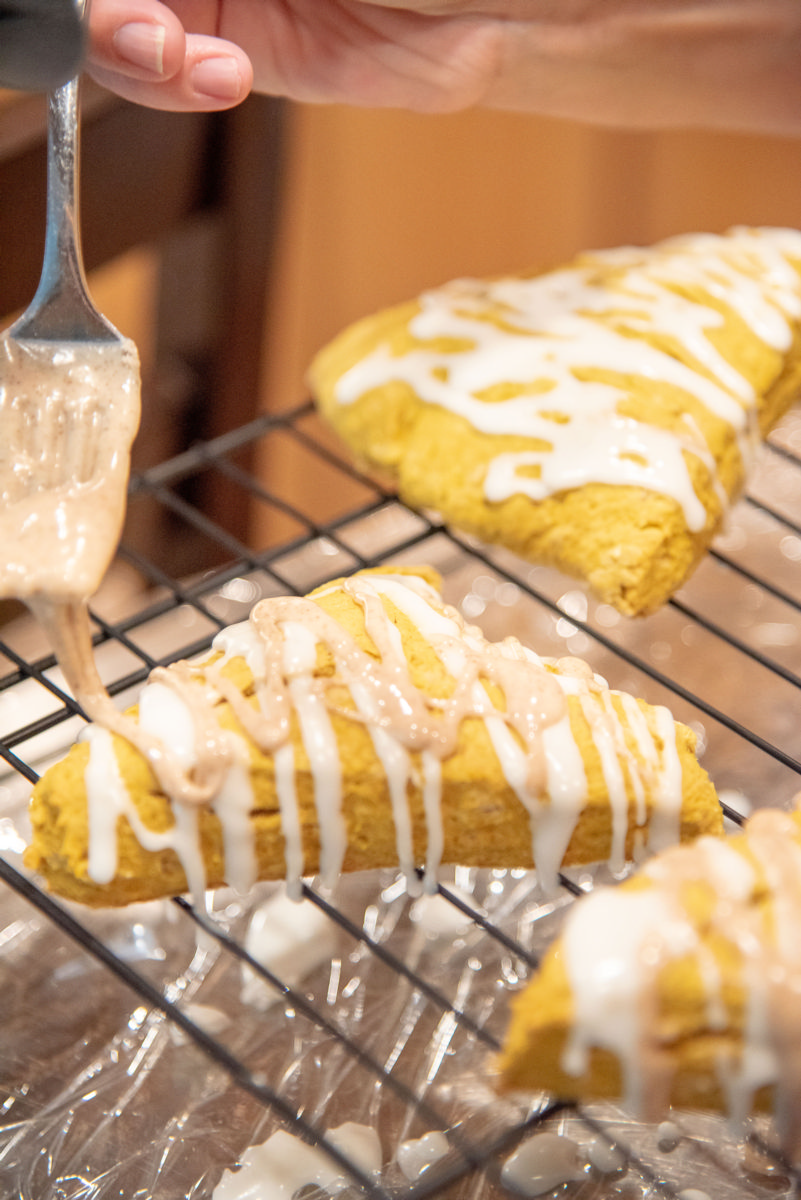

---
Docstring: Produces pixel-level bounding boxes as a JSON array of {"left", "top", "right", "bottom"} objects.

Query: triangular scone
[
  {"left": 497, "top": 808, "right": 801, "bottom": 1150},
  {"left": 25, "top": 567, "right": 721, "bottom": 908},
  {"left": 309, "top": 228, "right": 801, "bottom": 617}
]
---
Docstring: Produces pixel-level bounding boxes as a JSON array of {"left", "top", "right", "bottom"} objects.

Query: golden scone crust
[
  {"left": 497, "top": 808, "right": 801, "bottom": 1131},
  {"left": 309, "top": 229, "right": 801, "bottom": 616},
  {"left": 25, "top": 567, "right": 722, "bottom": 907}
]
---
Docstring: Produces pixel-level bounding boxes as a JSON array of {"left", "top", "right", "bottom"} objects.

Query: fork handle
[{"left": 13, "top": 77, "right": 117, "bottom": 342}]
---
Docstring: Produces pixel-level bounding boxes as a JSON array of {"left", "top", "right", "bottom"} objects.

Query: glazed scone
[
  {"left": 25, "top": 567, "right": 722, "bottom": 907},
  {"left": 497, "top": 807, "right": 801, "bottom": 1152},
  {"left": 309, "top": 227, "right": 801, "bottom": 617}
]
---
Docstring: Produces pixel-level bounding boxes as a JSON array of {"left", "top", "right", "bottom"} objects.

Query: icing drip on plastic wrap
[
  {"left": 332, "top": 227, "right": 801, "bottom": 526},
  {"left": 501, "top": 1131, "right": 586, "bottom": 1196},
  {"left": 213, "top": 1123, "right": 382, "bottom": 1199},
  {"left": 81, "top": 572, "right": 687, "bottom": 899},
  {"left": 559, "top": 807, "right": 801, "bottom": 1154}
]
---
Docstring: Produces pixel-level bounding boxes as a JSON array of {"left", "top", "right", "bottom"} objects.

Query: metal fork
[
  {"left": 12, "top": 78, "right": 119, "bottom": 343},
  {"left": 0, "top": 74, "right": 141, "bottom": 708}
]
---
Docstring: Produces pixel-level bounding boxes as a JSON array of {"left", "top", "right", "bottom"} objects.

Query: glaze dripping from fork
[{"left": 0, "top": 75, "right": 141, "bottom": 720}]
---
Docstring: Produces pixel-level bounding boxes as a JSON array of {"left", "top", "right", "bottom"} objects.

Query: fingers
[{"left": 86, "top": 0, "right": 253, "bottom": 110}]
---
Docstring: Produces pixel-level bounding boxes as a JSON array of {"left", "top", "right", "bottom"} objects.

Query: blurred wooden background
[{"left": 260, "top": 105, "right": 801, "bottom": 414}]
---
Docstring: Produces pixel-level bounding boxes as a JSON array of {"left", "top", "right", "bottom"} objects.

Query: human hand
[
  {"left": 85, "top": 0, "right": 501, "bottom": 113},
  {"left": 84, "top": 0, "right": 801, "bottom": 136}
]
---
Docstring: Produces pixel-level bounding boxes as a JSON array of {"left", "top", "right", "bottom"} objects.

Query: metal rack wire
[{"left": 1, "top": 401, "right": 800, "bottom": 1199}]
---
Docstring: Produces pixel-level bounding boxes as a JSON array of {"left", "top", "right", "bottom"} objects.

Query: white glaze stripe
[{"left": 332, "top": 228, "right": 801, "bottom": 527}]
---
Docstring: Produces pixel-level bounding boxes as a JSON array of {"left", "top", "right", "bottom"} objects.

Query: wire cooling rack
[{"left": 1, "top": 401, "right": 801, "bottom": 1200}]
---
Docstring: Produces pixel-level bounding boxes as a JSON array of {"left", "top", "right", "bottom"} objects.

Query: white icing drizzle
[
  {"left": 82, "top": 724, "right": 202, "bottom": 886},
  {"left": 695, "top": 942, "right": 727, "bottom": 1031},
  {"left": 272, "top": 742, "right": 304, "bottom": 900},
  {"left": 80, "top": 572, "right": 691, "bottom": 901},
  {"left": 640, "top": 704, "right": 684, "bottom": 854},
  {"left": 612, "top": 693, "right": 650, "bottom": 828},
  {"left": 500, "top": 1131, "right": 585, "bottom": 1196},
  {"left": 211, "top": 733, "right": 258, "bottom": 895},
  {"left": 578, "top": 695, "right": 630, "bottom": 874},
  {"left": 367, "top": 719, "right": 416, "bottom": 884},
  {"left": 212, "top": 1123, "right": 381, "bottom": 1200},
  {"left": 83, "top": 726, "right": 128, "bottom": 884},
  {"left": 586, "top": 1136, "right": 626, "bottom": 1174},
  {"left": 420, "top": 750, "right": 444, "bottom": 892},
  {"left": 538, "top": 715, "right": 589, "bottom": 895},
  {"left": 561, "top": 886, "right": 699, "bottom": 1112},
  {"left": 288, "top": 668, "right": 344, "bottom": 892},
  {"left": 410, "top": 886, "right": 480, "bottom": 938},
  {"left": 332, "top": 228, "right": 801, "bottom": 527},
  {"left": 559, "top": 809, "right": 801, "bottom": 1153},
  {"left": 241, "top": 890, "right": 337, "bottom": 1009},
  {"left": 396, "top": 1130, "right": 450, "bottom": 1181},
  {"left": 485, "top": 709, "right": 587, "bottom": 897},
  {"left": 656, "top": 1120, "right": 682, "bottom": 1152}
]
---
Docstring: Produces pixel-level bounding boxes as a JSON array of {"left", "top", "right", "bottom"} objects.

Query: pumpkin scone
[
  {"left": 497, "top": 807, "right": 801, "bottom": 1153},
  {"left": 26, "top": 567, "right": 721, "bottom": 907},
  {"left": 309, "top": 227, "right": 801, "bottom": 616}
]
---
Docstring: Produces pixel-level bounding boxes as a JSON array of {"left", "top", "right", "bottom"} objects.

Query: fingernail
[
  {"left": 190, "top": 56, "right": 243, "bottom": 100},
  {"left": 113, "top": 22, "right": 167, "bottom": 75}
]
